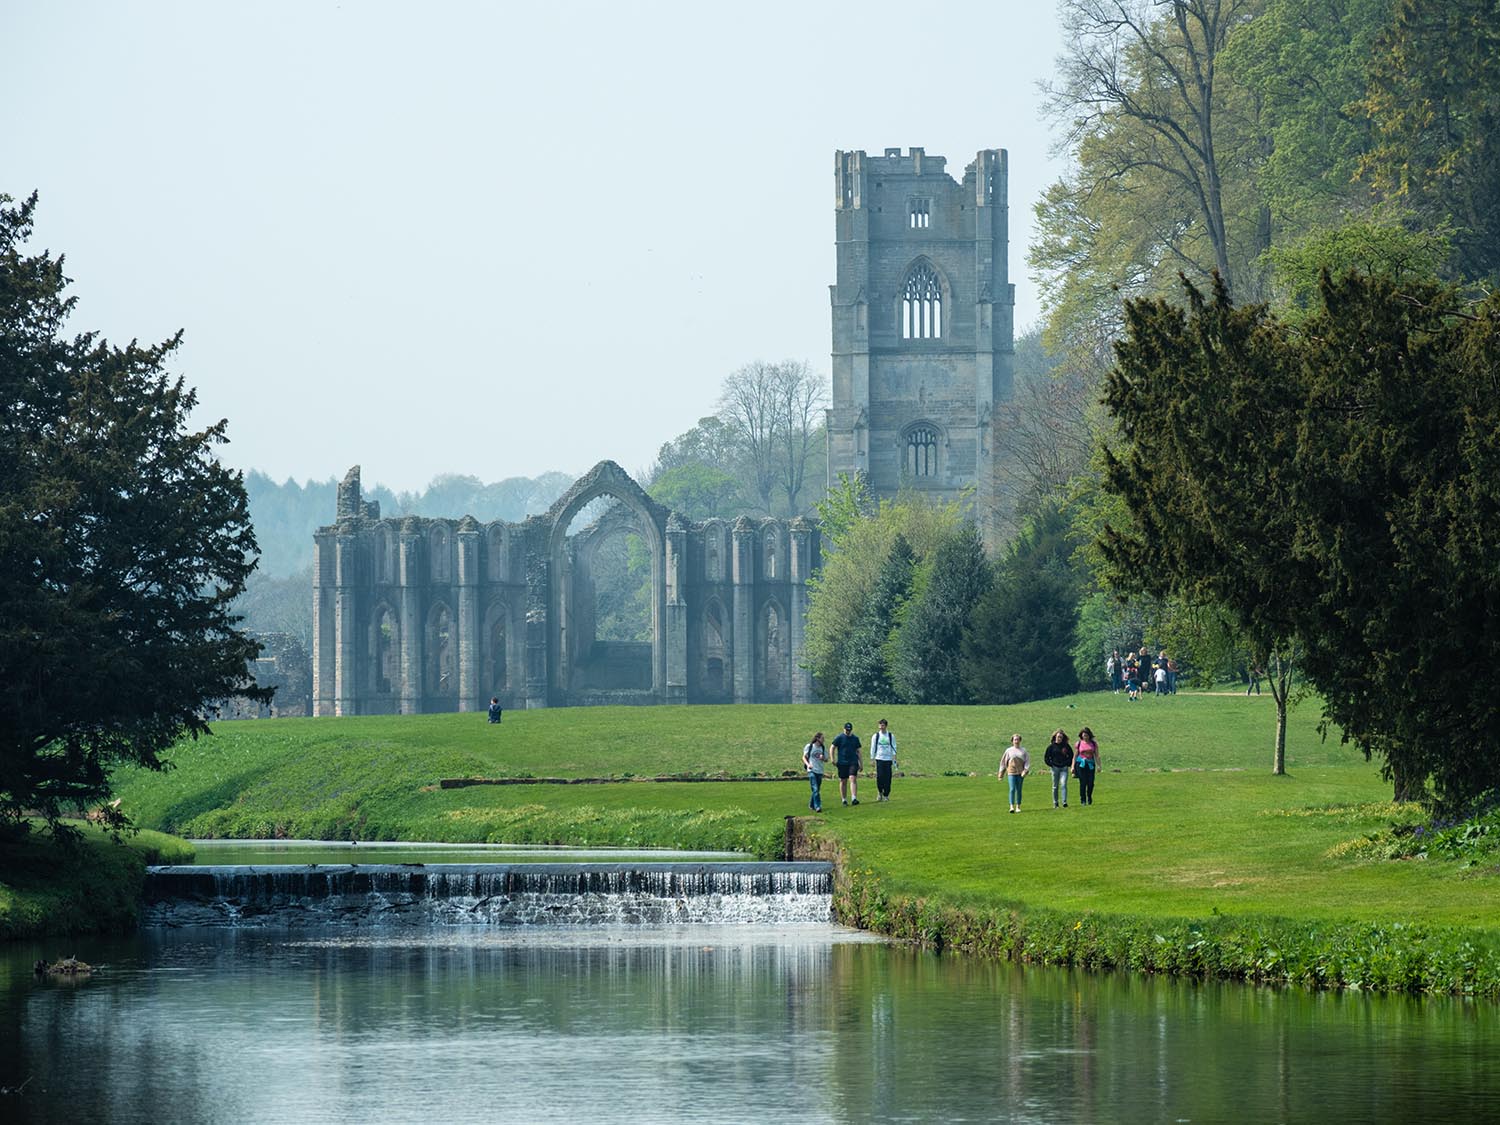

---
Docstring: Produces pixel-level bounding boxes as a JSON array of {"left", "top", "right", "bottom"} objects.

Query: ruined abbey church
[{"left": 312, "top": 146, "right": 1012, "bottom": 714}]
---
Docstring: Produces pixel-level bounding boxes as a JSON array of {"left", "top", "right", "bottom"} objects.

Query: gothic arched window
[
  {"left": 906, "top": 425, "right": 938, "bottom": 477},
  {"left": 901, "top": 262, "right": 942, "bottom": 340}
]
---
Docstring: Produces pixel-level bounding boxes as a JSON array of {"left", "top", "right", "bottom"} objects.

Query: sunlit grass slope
[{"left": 108, "top": 692, "right": 1497, "bottom": 932}]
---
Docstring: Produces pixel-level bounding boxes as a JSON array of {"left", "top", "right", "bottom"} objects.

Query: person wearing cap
[
  {"left": 831, "top": 722, "right": 863, "bottom": 806},
  {"left": 869, "top": 718, "right": 897, "bottom": 801}
]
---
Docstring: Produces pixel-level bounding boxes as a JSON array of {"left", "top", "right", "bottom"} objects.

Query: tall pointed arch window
[
  {"left": 906, "top": 425, "right": 938, "bottom": 477},
  {"left": 901, "top": 262, "right": 942, "bottom": 340}
]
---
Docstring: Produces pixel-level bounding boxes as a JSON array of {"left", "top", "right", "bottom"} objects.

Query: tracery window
[
  {"left": 906, "top": 426, "right": 938, "bottom": 477},
  {"left": 908, "top": 198, "right": 930, "bottom": 229},
  {"left": 901, "top": 262, "right": 942, "bottom": 339}
]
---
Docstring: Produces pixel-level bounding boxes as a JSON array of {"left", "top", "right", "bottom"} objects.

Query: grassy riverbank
[
  {"left": 100, "top": 693, "right": 1500, "bottom": 992},
  {"left": 0, "top": 825, "right": 193, "bottom": 941}
]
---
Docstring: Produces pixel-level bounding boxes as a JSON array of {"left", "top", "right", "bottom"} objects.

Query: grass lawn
[
  {"left": 106, "top": 690, "right": 1496, "bottom": 935},
  {"left": 0, "top": 823, "right": 194, "bottom": 941}
]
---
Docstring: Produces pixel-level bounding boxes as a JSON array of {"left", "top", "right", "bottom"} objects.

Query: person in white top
[{"left": 869, "top": 719, "right": 898, "bottom": 801}]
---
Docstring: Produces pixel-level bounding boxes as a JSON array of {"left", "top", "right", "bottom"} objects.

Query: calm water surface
[
  {"left": 4, "top": 925, "right": 1496, "bottom": 1123},
  {"left": 184, "top": 840, "right": 751, "bottom": 865}
]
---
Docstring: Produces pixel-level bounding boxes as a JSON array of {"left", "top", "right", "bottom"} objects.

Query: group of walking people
[
  {"left": 801, "top": 719, "right": 897, "bottom": 812},
  {"left": 1107, "top": 648, "right": 1176, "bottom": 701},
  {"left": 801, "top": 720, "right": 1102, "bottom": 816},
  {"left": 997, "top": 727, "right": 1100, "bottom": 813}
]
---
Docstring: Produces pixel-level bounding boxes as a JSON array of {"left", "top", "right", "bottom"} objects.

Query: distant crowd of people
[
  {"left": 1105, "top": 648, "right": 1177, "bottom": 701},
  {"left": 800, "top": 722, "right": 1101, "bottom": 814}
]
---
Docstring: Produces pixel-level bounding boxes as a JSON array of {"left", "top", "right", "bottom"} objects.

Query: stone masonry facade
[
  {"left": 313, "top": 145, "right": 1009, "bottom": 713},
  {"left": 312, "top": 462, "right": 821, "bottom": 715},
  {"left": 828, "top": 147, "right": 1015, "bottom": 544}
]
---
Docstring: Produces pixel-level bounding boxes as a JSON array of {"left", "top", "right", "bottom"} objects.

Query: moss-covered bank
[
  {"left": 0, "top": 825, "right": 193, "bottom": 941},
  {"left": 805, "top": 831, "right": 1500, "bottom": 997}
]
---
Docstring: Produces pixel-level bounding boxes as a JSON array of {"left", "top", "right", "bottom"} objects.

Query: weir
[{"left": 142, "top": 862, "right": 834, "bottom": 928}]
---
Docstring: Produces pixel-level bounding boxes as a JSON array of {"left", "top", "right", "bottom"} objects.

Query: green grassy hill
[{"left": 106, "top": 692, "right": 1500, "bottom": 991}]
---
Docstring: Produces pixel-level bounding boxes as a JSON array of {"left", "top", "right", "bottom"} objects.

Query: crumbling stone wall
[{"left": 312, "top": 461, "right": 821, "bottom": 715}]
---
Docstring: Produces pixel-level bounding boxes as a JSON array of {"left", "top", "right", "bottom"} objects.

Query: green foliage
[
  {"left": 0, "top": 192, "right": 267, "bottom": 830},
  {"left": 892, "top": 524, "right": 991, "bottom": 704},
  {"left": 1225, "top": 0, "right": 1393, "bottom": 232},
  {"left": 589, "top": 532, "right": 652, "bottom": 643},
  {"left": 838, "top": 534, "right": 914, "bottom": 703},
  {"left": 1356, "top": 0, "right": 1500, "bottom": 281},
  {"left": 804, "top": 485, "right": 962, "bottom": 699},
  {"left": 1266, "top": 218, "right": 1452, "bottom": 317},
  {"left": 963, "top": 506, "right": 1081, "bottom": 704},
  {"left": 0, "top": 822, "right": 193, "bottom": 940},
  {"left": 1101, "top": 272, "right": 1500, "bottom": 808},
  {"left": 836, "top": 870, "right": 1500, "bottom": 996},
  {"left": 647, "top": 461, "right": 744, "bottom": 520}
]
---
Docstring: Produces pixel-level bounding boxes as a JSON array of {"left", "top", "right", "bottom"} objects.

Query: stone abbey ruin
[
  {"left": 313, "top": 461, "right": 821, "bottom": 714},
  {"left": 312, "top": 146, "right": 1012, "bottom": 714}
]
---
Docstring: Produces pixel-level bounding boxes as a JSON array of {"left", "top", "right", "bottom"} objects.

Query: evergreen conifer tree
[
  {"left": 892, "top": 524, "right": 991, "bottom": 704},
  {"left": 838, "top": 534, "right": 915, "bottom": 703},
  {"left": 962, "top": 505, "right": 1081, "bottom": 703}
]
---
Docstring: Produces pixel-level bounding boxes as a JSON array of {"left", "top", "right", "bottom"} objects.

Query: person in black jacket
[{"left": 1043, "top": 729, "right": 1074, "bottom": 808}]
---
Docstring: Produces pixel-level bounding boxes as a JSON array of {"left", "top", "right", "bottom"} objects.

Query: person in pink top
[
  {"left": 998, "top": 733, "right": 1030, "bottom": 813},
  {"left": 1073, "top": 727, "right": 1100, "bottom": 805}
]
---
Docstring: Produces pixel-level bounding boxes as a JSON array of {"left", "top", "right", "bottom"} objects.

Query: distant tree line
[
  {"left": 235, "top": 469, "right": 575, "bottom": 651},
  {"left": 646, "top": 360, "right": 828, "bottom": 520}
]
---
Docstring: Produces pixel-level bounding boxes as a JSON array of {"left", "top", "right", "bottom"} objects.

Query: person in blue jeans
[
  {"left": 999, "top": 733, "right": 1030, "bottom": 813},
  {"left": 802, "top": 732, "right": 828, "bottom": 813}
]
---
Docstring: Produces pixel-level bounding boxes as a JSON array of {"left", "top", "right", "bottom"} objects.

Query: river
[{"left": 5, "top": 921, "right": 1495, "bottom": 1122}]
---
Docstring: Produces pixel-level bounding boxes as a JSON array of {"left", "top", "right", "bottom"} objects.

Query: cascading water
[{"left": 142, "top": 862, "right": 834, "bottom": 927}]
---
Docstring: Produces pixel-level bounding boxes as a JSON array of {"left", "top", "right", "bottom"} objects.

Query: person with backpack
[
  {"left": 1073, "top": 727, "right": 1100, "bottom": 805},
  {"left": 1043, "top": 728, "right": 1074, "bottom": 808},
  {"left": 802, "top": 732, "right": 828, "bottom": 813},
  {"left": 869, "top": 719, "right": 898, "bottom": 801}
]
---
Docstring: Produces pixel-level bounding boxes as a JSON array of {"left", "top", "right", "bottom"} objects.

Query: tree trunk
[{"left": 1268, "top": 647, "right": 1292, "bottom": 775}]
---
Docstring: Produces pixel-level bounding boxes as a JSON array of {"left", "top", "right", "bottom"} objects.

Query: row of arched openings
[{"left": 367, "top": 602, "right": 509, "bottom": 701}]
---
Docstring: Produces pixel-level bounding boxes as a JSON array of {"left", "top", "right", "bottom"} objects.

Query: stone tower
[{"left": 827, "top": 147, "right": 1014, "bottom": 543}]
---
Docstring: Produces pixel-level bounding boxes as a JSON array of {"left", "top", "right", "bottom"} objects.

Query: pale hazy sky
[{"left": 8, "top": 1, "right": 1067, "bottom": 492}]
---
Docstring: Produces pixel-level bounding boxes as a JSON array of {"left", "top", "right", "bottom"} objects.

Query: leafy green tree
[
  {"left": 1101, "top": 270, "right": 1500, "bottom": 806},
  {"left": 803, "top": 480, "right": 962, "bottom": 699},
  {"left": 892, "top": 524, "right": 992, "bottom": 704},
  {"left": 648, "top": 462, "right": 744, "bottom": 520},
  {"left": 1042, "top": 0, "right": 1267, "bottom": 305},
  {"left": 1225, "top": 0, "right": 1393, "bottom": 233},
  {"left": 1265, "top": 218, "right": 1451, "bottom": 318},
  {"left": 0, "top": 193, "right": 266, "bottom": 833},
  {"left": 838, "top": 534, "right": 915, "bottom": 703},
  {"left": 963, "top": 506, "right": 1081, "bottom": 704},
  {"left": 1357, "top": 0, "right": 1500, "bottom": 282}
]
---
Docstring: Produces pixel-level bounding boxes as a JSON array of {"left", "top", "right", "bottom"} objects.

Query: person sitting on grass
[{"left": 487, "top": 697, "right": 503, "bottom": 724}]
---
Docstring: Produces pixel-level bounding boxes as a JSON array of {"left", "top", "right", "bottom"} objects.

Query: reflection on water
[
  {"left": 3, "top": 927, "right": 1497, "bottom": 1123},
  {"left": 184, "top": 840, "right": 752, "bottom": 866}
]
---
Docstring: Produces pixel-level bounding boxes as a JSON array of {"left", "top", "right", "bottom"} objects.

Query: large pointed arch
[{"left": 544, "top": 461, "right": 670, "bottom": 700}]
